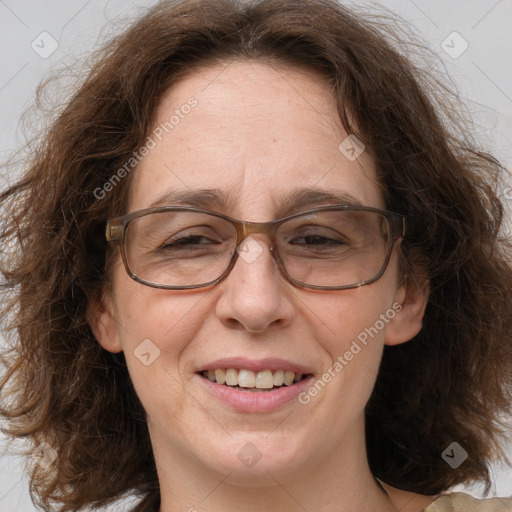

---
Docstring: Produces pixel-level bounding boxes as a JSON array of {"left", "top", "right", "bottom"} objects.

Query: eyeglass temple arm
[
  {"left": 106, "top": 219, "right": 123, "bottom": 243},
  {"left": 399, "top": 216, "right": 406, "bottom": 238}
]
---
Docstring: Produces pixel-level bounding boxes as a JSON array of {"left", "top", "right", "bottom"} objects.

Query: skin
[{"left": 89, "top": 60, "right": 434, "bottom": 512}]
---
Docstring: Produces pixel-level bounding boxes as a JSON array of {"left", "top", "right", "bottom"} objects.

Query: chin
[{"left": 199, "top": 436, "right": 312, "bottom": 485}]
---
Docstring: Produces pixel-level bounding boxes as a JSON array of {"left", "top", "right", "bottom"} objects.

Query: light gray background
[{"left": 1, "top": 1, "right": 511, "bottom": 510}]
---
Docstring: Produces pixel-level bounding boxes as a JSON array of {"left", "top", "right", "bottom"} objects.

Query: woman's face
[{"left": 92, "top": 60, "right": 426, "bottom": 488}]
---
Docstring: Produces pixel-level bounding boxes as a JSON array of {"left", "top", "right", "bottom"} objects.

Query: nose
[{"left": 215, "top": 236, "right": 295, "bottom": 333}]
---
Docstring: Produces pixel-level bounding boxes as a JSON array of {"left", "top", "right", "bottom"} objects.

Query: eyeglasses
[{"left": 105, "top": 205, "right": 405, "bottom": 290}]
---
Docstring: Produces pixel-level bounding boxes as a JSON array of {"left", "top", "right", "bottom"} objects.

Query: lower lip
[{"left": 196, "top": 373, "right": 314, "bottom": 413}]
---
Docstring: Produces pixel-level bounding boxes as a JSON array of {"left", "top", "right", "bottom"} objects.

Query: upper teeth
[{"left": 202, "top": 368, "right": 304, "bottom": 388}]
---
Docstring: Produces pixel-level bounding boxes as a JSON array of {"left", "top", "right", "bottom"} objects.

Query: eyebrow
[
  {"left": 149, "top": 188, "right": 235, "bottom": 210},
  {"left": 148, "top": 187, "right": 363, "bottom": 215},
  {"left": 278, "top": 189, "right": 363, "bottom": 213}
]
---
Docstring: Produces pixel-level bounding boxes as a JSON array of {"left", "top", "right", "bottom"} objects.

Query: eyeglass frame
[{"left": 105, "top": 204, "right": 406, "bottom": 291}]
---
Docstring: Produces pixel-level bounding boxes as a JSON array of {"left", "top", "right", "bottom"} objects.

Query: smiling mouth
[{"left": 199, "top": 368, "right": 311, "bottom": 392}]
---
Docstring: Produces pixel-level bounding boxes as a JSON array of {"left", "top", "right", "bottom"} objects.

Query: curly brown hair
[{"left": 1, "top": 0, "right": 512, "bottom": 510}]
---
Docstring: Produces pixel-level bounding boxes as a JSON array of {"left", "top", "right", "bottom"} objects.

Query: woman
[{"left": 1, "top": 0, "right": 511, "bottom": 511}]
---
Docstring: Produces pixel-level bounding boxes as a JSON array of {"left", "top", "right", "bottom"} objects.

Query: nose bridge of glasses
[{"left": 235, "top": 218, "right": 278, "bottom": 247}]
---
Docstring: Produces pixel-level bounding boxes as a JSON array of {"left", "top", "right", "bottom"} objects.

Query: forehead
[{"left": 129, "top": 60, "right": 384, "bottom": 219}]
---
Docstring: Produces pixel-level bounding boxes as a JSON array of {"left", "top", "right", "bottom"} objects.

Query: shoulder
[{"left": 424, "top": 492, "right": 512, "bottom": 511}]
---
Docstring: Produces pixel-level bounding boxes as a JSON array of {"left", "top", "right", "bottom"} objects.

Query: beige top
[{"left": 423, "top": 492, "right": 512, "bottom": 511}]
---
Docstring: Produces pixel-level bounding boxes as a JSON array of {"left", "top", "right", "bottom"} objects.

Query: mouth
[{"left": 198, "top": 368, "right": 312, "bottom": 392}]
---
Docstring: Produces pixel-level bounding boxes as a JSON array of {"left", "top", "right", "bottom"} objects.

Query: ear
[
  {"left": 86, "top": 292, "right": 123, "bottom": 353},
  {"left": 385, "top": 277, "right": 430, "bottom": 346}
]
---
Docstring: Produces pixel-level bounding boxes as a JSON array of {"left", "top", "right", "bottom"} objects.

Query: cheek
[
  {"left": 115, "top": 293, "right": 199, "bottom": 426},
  {"left": 305, "top": 284, "right": 399, "bottom": 396},
  {"left": 312, "top": 286, "right": 397, "bottom": 350},
  {"left": 292, "top": 290, "right": 395, "bottom": 440},
  {"left": 111, "top": 275, "right": 207, "bottom": 394},
  {"left": 113, "top": 262, "right": 204, "bottom": 346}
]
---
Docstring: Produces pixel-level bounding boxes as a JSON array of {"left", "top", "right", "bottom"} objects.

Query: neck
[{"left": 152, "top": 418, "right": 400, "bottom": 512}]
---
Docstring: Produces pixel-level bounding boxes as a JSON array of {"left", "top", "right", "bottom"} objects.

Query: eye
[
  {"left": 285, "top": 225, "right": 350, "bottom": 246},
  {"left": 291, "top": 234, "right": 345, "bottom": 245},
  {"left": 161, "top": 234, "right": 218, "bottom": 248}
]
